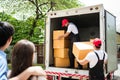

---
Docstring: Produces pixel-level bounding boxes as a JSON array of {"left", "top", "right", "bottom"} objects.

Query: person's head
[
  {"left": 0, "top": 21, "right": 14, "bottom": 50},
  {"left": 62, "top": 18, "right": 69, "bottom": 27},
  {"left": 10, "top": 39, "right": 35, "bottom": 78},
  {"left": 93, "top": 38, "right": 102, "bottom": 49}
]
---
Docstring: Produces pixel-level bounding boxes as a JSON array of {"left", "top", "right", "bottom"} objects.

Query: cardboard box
[
  {"left": 53, "top": 30, "right": 65, "bottom": 40},
  {"left": 73, "top": 42, "right": 94, "bottom": 60},
  {"left": 54, "top": 58, "right": 70, "bottom": 67},
  {"left": 53, "top": 40, "right": 69, "bottom": 48},
  {"left": 54, "top": 48, "right": 69, "bottom": 58}
]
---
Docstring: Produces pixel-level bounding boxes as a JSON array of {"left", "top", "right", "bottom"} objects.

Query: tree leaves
[{"left": 0, "top": 0, "right": 83, "bottom": 44}]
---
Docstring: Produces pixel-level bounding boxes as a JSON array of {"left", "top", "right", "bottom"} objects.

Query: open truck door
[{"left": 105, "top": 11, "right": 118, "bottom": 73}]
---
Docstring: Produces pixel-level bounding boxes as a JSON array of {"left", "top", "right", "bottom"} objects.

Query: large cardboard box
[
  {"left": 53, "top": 40, "right": 69, "bottom": 48},
  {"left": 54, "top": 58, "right": 70, "bottom": 67},
  {"left": 73, "top": 42, "right": 94, "bottom": 60},
  {"left": 54, "top": 48, "right": 69, "bottom": 58},
  {"left": 53, "top": 30, "right": 65, "bottom": 40}
]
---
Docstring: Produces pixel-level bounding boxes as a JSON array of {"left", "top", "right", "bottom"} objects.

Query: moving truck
[{"left": 45, "top": 4, "right": 117, "bottom": 80}]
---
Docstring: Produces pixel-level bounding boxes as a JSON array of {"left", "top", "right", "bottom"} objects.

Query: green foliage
[
  {"left": 51, "top": 0, "right": 83, "bottom": 10},
  {"left": 0, "top": 0, "right": 83, "bottom": 19},
  {"left": 0, "top": 0, "right": 35, "bottom": 20},
  {"left": 0, "top": 12, "right": 44, "bottom": 44},
  {"left": 0, "top": 0, "right": 83, "bottom": 44},
  {"left": 0, "top": 0, "right": 83, "bottom": 66}
]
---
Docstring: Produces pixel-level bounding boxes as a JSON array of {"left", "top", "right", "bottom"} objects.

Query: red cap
[
  {"left": 93, "top": 38, "right": 102, "bottom": 47},
  {"left": 62, "top": 19, "right": 68, "bottom": 27}
]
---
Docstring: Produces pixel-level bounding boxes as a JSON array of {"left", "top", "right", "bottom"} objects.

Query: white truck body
[{"left": 45, "top": 4, "right": 117, "bottom": 79}]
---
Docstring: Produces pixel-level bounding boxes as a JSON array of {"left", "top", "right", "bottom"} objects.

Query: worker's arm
[
  {"left": 58, "top": 32, "right": 70, "bottom": 39},
  {"left": 9, "top": 66, "right": 46, "bottom": 80},
  {"left": 104, "top": 52, "right": 108, "bottom": 64},
  {"left": 104, "top": 59, "right": 108, "bottom": 64},
  {"left": 76, "top": 57, "right": 89, "bottom": 65}
]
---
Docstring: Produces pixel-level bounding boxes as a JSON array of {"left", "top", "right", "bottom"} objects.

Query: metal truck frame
[{"left": 45, "top": 4, "right": 117, "bottom": 80}]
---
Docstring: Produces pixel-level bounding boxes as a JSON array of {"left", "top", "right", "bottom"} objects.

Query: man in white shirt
[
  {"left": 76, "top": 38, "right": 108, "bottom": 80},
  {"left": 58, "top": 18, "right": 82, "bottom": 69}
]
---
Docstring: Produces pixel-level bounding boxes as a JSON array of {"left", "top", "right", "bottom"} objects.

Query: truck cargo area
[
  {"left": 49, "top": 12, "right": 100, "bottom": 69},
  {"left": 51, "top": 13, "right": 99, "bottom": 41},
  {"left": 45, "top": 4, "right": 117, "bottom": 80}
]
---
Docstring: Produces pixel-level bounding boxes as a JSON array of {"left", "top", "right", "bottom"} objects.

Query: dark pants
[
  {"left": 69, "top": 35, "right": 82, "bottom": 69},
  {"left": 69, "top": 41, "right": 75, "bottom": 68}
]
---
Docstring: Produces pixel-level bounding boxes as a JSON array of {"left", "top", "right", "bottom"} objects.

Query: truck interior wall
[{"left": 49, "top": 13, "right": 100, "bottom": 67}]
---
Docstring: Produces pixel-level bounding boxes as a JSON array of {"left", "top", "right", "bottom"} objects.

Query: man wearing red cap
[
  {"left": 58, "top": 18, "right": 82, "bottom": 69},
  {"left": 76, "top": 38, "right": 108, "bottom": 80}
]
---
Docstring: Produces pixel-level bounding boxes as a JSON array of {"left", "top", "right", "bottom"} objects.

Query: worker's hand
[
  {"left": 76, "top": 57, "right": 79, "bottom": 63},
  {"left": 27, "top": 66, "right": 46, "bottom": 76},
  {"left": 57, "top": 35, "right": 63, "bottom": 40}
]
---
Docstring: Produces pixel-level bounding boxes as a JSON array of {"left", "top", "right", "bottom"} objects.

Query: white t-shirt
[
  {"left": 67, "top": 23, "right": 78, "bottom": 34},
  {"left": 85, "top": 50, "right": 108, "bottom": 68}
]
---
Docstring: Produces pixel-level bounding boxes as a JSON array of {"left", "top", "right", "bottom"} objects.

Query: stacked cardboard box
[
  {"left": 54, "top": 48, "right": 69, "bottom": 58},
  {"left": 53, "top": 30, "right": 70, "bottom": 67},
  {"left": 73, "top": 42, "right": 94, "bottom": 69},
  {"left": 53, "top": 40, "right": 69, "bottom": 48}
]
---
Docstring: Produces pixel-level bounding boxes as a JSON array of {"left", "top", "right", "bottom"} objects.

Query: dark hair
[
  {"left": 0, "top": 21, "right": 14, "bottom": 47},
  {"left": 10, "top": 39, "right": 35, "bottom": 79}
]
